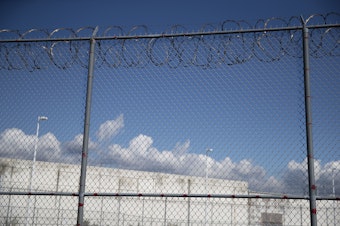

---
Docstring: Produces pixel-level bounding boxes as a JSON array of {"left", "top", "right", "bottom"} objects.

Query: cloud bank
[
  {"left": 96, "top": 114, "right": 124, "bottom": 141},
  {"left": 0, "top": 114, "right": 339, "bottom": 196}
]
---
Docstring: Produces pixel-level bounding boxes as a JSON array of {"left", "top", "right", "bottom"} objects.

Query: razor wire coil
[{"left": 0, "top": 13, "right": 339, "bottom": 71}]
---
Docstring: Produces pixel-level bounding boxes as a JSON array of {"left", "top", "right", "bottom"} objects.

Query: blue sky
[
  {"left": 0, "top": 0, "right": 339, "bottom": 30},
  {"left": 0, "top": 0, "right": 339, "bottom": 195}
]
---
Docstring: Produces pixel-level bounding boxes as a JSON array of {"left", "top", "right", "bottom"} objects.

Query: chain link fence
[{"left": 0, "top": 13, "right": 339, "bottom": 225}]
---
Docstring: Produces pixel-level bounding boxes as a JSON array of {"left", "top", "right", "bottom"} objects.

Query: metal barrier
[{"left": 0, "top": 13, "right": 339, "bottom": 225}]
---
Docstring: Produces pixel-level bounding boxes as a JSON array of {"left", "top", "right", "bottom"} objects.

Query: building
[{"left": 0, "top": 158, "right": 338, "bottom": 225}]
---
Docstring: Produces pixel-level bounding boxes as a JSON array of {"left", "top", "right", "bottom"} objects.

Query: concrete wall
[
  {"left": 0, "top": 158, "right": 249, "bottom": 225},
  {"left": 0, "top": 158, "right": 339, "bottom": 225}
]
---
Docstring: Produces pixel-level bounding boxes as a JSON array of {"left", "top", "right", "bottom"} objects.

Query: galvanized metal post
[
  {"left": 77, "top": 27, "right": 98, "bottom": 226},
  {"left": 301, "top": 17, "right": 317, "bottom": 226},
  {"left": 187, "top": 179, "right": 191, "bottom": 226}
]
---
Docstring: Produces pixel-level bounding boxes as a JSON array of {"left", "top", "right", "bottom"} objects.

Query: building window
[{"left": 261, "top": 212, "right": 283, "bottom": 226}]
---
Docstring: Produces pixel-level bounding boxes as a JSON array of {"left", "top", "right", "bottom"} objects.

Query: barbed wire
[{"left": 0, "top": 13, "right": 339, "bottom": 70}]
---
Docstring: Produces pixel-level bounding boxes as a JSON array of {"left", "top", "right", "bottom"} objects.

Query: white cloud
[
  {"left": 62, "top": 134, "right": 84, "bottom": 154},
  {"left": 172, "top": 140, "right": 190, "bottom": 155},
  {"left": 281, "top": 158, "right": 340, "bottom": 195},
  {"left": 0, "top": 128, "right": 62, "bottom": 162},
  {"left": 96, "top": 114, "right": 124, "bottom": 141},
  {"left": 0, "top": 128, "right": 36, "bottom": 158},
  {"left": 103, "top": 134, "right": 180, "bottom": 172},
  {"left": 287, "top": 158, "right": 323, "bottom": 180},
  {"left": 61, "top": 133, "right": 98, "bottom": 163},
  {"left": 0, "top": 122, "right": 339, "bottom": 196},
  {"left": 255, "top": 176, "right": 283, "bottom": 193},
  {"left": 98, "top": 136, "right": 270, "bottom": 191},
  {"left": 36, "top": 132, "right": 61, "bottom": 161},
  {"left": 128, "top": 134, "right": 153, "bottom": 155}
]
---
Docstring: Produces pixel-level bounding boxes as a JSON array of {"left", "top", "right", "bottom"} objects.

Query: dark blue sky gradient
[{"left": 0, "top": 0, "right": 339, "bottom": 30}]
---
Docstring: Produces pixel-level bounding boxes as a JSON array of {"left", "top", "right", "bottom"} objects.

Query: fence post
[
  {"left": 77, "top": 27, "right": 98, "bottom": 226},
  {"left": 301, "top": 17, "right": 317, "bottom": 226}
]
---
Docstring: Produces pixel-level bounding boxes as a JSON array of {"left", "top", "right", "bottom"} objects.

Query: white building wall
[
  {"left": 1, "top": 158, "right": 339, "bottom": 225},
  {"left": 0, "top": 158, "right": 249, "bottom": 225}
]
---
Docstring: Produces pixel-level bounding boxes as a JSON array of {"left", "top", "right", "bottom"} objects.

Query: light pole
[
  {"left": 25, "top": 116, "right": 48, "bottom": 226},
  {"left": 28, "top": 116, "right": 48, "bottom": 192},
  {"left": 332, "top": 168, "right": 335, "bottom": 197},
  {"left": 205, "top": 148, "right": 213, "bottom": 226},
  {"left": 332, "top": 168, "right": 336, "bottom": 226}
]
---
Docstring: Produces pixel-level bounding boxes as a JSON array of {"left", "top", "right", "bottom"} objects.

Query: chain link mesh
[
  {"left": 309, "top": 26, "right": 340, "bottom": 223},
  {"left": 0, "top": 13, "right": 339, "bottom": 225}
]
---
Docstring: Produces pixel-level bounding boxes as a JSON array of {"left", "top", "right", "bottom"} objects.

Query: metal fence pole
[
  {"left": 77, "top": 27, "right": 98, "bottom": 226},
  {"left": 301, "top": 17, "right": 317, "bottom": 226}
]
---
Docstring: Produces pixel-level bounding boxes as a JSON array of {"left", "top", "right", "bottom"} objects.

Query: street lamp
[
  {"left": 25, "top": 116, "right": 48, "bottom": 226},
  {"left": 205, "top": 149, "right": 213, "bottom": 190},
  {"left": 205, "top": 148, "right": 213, "bottom": 226},
  {"left": 332, "top": 168, "right": 335, "bottom": 197},
  {"left": 332, "top": 168, "right": 336, "bottom": 226},
  {"left": 28, "top": 116, "right": 48, "bottom": 192}
]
